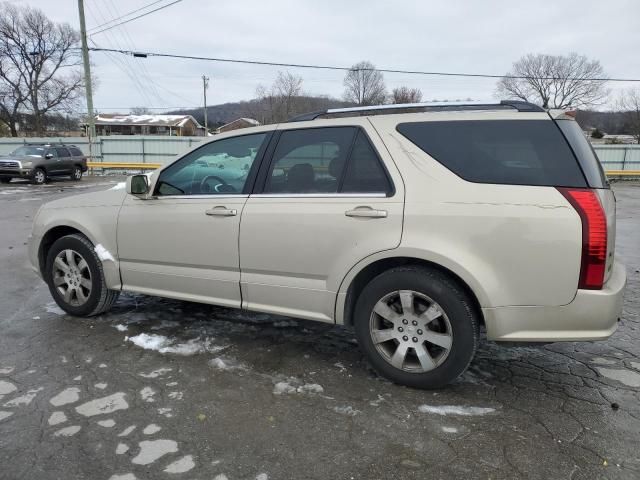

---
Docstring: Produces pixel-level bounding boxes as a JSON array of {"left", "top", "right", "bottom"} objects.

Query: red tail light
[{"left": 557, "top": 188, "right": 607, "bottom": 290}]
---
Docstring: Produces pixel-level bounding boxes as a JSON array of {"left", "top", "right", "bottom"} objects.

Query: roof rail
[{"left": 287, "top": 100, "right": 544, "bottom": 122}]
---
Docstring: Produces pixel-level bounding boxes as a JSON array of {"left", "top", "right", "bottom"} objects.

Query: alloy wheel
[
  {"left": 369, "top": 290, "right": 453, "bottom": 373},
  {"left": 52, "top": 249, "right": 92, "bottom": 306}
]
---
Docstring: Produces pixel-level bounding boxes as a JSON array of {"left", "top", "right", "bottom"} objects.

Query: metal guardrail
[
  {"left": 605, "top": 170, "right": 640, "bottom": 177},
  {"left": 87, "top": 162, "right": 161, "bottom": 170}
]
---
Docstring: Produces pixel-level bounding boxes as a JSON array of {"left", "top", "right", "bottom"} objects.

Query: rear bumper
[{"left": 483, "top": 261, "right": 626, "bottom": 342}]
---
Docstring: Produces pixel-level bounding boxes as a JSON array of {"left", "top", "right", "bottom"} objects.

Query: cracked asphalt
[{"left": 0, "top": 176, "right": 639, "bottom": 480}]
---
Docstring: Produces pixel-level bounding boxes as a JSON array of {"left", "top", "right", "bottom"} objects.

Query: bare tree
[
  {"left": 618, "top": 88, "right": 640, "bottom": 144},
  {"left": 390, "top": 86, "right": 423, "bottom": 104},
  {"left": 252, "top": 71, "right": 305, "bottom": 123},
  {"left": 343, "top": 61, "right": 386, "bottom": 106},
  {"left": 496, "top": 53, "right": 608, "bottom": 109},
  {"left": 130, "top": 106, "right": 151, "bottom": 115},
  {"left": 0, "top": 3, "right": 83, "bottom": 136}
]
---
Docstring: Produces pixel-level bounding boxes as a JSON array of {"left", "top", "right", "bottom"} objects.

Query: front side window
[
  {"left": 265, "top": 127, "right": 355, "bottom": 194},
  {"left": 155, "top": 133, "right": 268, "bottom": 196},
  {"left": 45, "top": 148, "right": 58, "bottom": 159}
]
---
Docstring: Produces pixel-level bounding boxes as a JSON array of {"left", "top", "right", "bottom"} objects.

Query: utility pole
[
  {"left": 77, "top": 0, "right": 95, "bottom": 158},
  {"left": 202, "top": 75, "right": 209, "bottom": 134}
]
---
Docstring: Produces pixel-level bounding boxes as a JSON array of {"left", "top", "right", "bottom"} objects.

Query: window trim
[
  {"left": 254, "top": 125, "right": 395, "bottom": 197},
  {"left": 152, "top": 131, "right": 274, "bottom": 197}
]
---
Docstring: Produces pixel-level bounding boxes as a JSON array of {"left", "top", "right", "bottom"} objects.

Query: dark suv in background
[{"left": 0, "top": 144, "right": 88, "bottom": 185}]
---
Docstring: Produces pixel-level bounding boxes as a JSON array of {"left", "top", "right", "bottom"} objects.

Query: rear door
[
  {"left": 239, "top": 123, "right": 404, "bottom": 323},
  {"left": 54, "top": 147, "right": 73, "bottom": 174}
]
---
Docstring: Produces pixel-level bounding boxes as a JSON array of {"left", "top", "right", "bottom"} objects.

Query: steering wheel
[{"left": 199, "top": 175, "right": 236, "bottom": 194}]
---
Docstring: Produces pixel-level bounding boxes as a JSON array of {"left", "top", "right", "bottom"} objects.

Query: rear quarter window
[{"left": 396, "top": 120, "right": 588, "bottom": 187}]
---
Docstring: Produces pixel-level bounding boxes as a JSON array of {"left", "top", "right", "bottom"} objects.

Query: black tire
[
  {"left": 0, "top": 178, "right": 11, "bottom": 184},
  {"left": 71, "top": 165, "right": 83, "bottom": 181},
  {"left": 354, "top": 266, "right": 479, "bottom": 389},
  {"left": 32, "top": 168, "right": 47, "bottom": 185},
  {"left": 44, "top": 234, "right": 119, "bottom": 317}
]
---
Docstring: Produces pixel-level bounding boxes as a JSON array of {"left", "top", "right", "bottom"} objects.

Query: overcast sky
[{"left": 9, "top": 0, "right": 640, "bottom": 113}]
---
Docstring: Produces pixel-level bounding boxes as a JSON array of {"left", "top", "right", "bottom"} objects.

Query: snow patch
[
  {"left": 73, "top": 376, "right": 82, "bottom": 381},
  {"left": 118, "top": 425, "right": 136, "bottom": 437},
  {"left": 139, "top": 368, "right": 172, "bottom": 379},
  {"left": 131, "top": 439, "right": 178, "bottom": 465},
  {"left": 4, "top": 387, "right": 43, "bottom": 407},
  {"left": 114, "top": 324, "right": 128, "bottom": 332},
  {"left": 110, "top": 182, "right": 126, "bottom": 191},
  {"left": 143, "top": 423, "right": 161, "bottom": 435},
  {"left": 163, "top": 455, "right": 195, "bottom": 474},
  {"left": 591, "top": 357, "right": 617, "bottom": 365},
  {"left": 273, "top": 379, "right": 324, "bottom": 396},
  {"left": 98, "top": 419, "right": 116, "bottom": 428},
  {"left": 209, "top": 357, "right": 246, "bottom": 372},
  {"left": 0, "top": 411, "right": 14, "bottom": 422},
  {"left": 45, "top": 303, "right": 65, "bottom": 315},
  {"left": 597, "top": 367, "right": 640, "bottom": 387},
  {"left": 0, "top": 381, "right": 17, "bottom": 396},
  {"left": 140, "top": 387, "right": 156, "bottom": 403},
  {"left": 418, "top": 405, "right": 496, "bottom": 416},
  {"left": 126, "top": 333, "right": 226, "bottom": 356},
  {"left": 94, "top": 244, "right": 115, "bottom": 262},
  {"left": 48, "top": 411, "right": 67, "bottom": 426},
  {"left": 157, "top": 408, "right": 173, "bottom": 418},
  {"left": 108, "top": 474, "right": 136, "bottom": 480},
  {"left": 0, "top": 367, "right": 15, "bottom": 375},
  {"left": 76, "top": 392, "right": 129, "bottom": 417},
  {"left": 54, "top": 425, "right": 81, "bottom": 437},
  {"left": 255, "top": 474, "right": 269, "bottom": 480},
  {"left": 333, "top": 406, "right": 360, "bottom": 416},
  {"left": 442, "top": 426, "right": 458, "bottom": 433},
  {"left": 168, "top": 391, "right": 183, "bottom": 401},
  {"left": 50, "top": 387, "right": 80, "bottom": 406},
  {"left": 116, "top": 443, "right": 130, "bottom": 455},
  {"left": 95, "top": 383, "right": 108, "bottom": 390}
]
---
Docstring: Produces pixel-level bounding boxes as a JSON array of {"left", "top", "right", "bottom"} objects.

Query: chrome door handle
[
  {"left": 345, "top": 207, "right": 387, "bottom": 218},
  {"left": 205, "top": 206, "right": 237, "bottom": 216}
]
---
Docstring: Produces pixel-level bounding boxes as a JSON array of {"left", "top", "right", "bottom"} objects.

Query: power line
[
  {"left": 88, "top": 47, "right": 640, "bottom": 82},
  {"left": 87, "top": 0, "right": 168, "bottom": 32},
  {"left": 89, "top": 0, "right": 183, "bottom": 37}
]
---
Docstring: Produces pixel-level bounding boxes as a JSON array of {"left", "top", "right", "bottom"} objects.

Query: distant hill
[{"left": 167, "top": 95, "right": 354, "bottom": 128}]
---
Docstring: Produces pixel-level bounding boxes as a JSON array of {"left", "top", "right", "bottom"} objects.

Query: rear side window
[
  {"left": 69, "top": 147, "right": 83, "bottom": 157},
  {"left": 341, "top": 131, "right": 391, "bottom": 193},
  {"left": 55, "top": 147, "right": 70, "bottom": 157},
  {"left": 397, "top": 120, "right": 587, "bottom": 187},
  {"left": 556, "top": 120, "right": 608, "bottom": 189}
]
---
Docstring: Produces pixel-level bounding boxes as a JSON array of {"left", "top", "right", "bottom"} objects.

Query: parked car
[
  {"left": 0, "top": 144, "right": 87, "bottom": 185},
  {"left": 28, "top": 101, "right": 626, "bottom": 388}
]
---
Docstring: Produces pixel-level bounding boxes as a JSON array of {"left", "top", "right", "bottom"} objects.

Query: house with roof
[
  {"left": 88, "top": 114, "right": 206, "bottom": 136},
  {"left": 215, "top": 118, "right": 260, "bottom": 134}
]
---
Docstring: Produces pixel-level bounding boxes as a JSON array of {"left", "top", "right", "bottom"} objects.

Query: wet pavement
[{"left": 1, "top": 177, "right": 639, "bottom": 480}]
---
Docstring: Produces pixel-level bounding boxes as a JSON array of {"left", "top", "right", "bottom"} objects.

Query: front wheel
[
  {"left": 71, "top": 166, "right": 82, "bottom": 181},
  {"left": 32, "top": 168, "right": 46, "bottom": 185},
  {"left": 354, "top": 266, "right": 479, "bottom": 389},
  {"left": 45, "top": 234, "right": 119, "bottom": 316}
]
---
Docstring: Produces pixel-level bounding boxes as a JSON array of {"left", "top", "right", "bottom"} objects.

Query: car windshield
[{"left": 11, "top": 146, "right": 46, "bottom": 157}]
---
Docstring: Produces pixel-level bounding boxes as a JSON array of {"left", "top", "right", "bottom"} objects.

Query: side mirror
[
  {"left": 126, "top": 174, "right": 149, "bottom": 196},
  {"left": 45, "top": 153, "right": 53, "bottom": 159}
]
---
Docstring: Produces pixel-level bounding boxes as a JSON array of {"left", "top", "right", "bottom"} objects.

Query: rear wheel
[
  {"left": 71, "top": 166, "right": 82, "bottom": 181},
  {"left": 0, "top": 178, "right": 10, "bottom": 184},
  {"left": 354, "top": 266, "right": 479, "bottom": 389},
  {"left": 32, "top": 168, "right": 46, "bottom": 185},
  {"left": 45, "top": 234, "right": 119, "bottom": 316}
]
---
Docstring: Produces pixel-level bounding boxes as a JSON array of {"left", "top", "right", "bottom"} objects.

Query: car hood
[
  {"left": 0, "top": 155, "right": 41, "bottom": 161},
  {"left": 41, "top": 185, "right": 127, "bottom": 210}
]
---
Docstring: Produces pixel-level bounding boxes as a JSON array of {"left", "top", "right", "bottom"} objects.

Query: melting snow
[
  {"left": 209, "top": 357, "right": 246, "bottom": 372},
  {"left": 0, "top": 367, "right": 15, "bottom": 375},
  {"left": 76, "top": 392, "right": 129, "bottom": 417},
  {"left": 95, "top": 383, "right": 108, "bottom": 390},
  {"left": 4, "top": 387, "right": 43, "bottom": 407},
  {"left": 418, "top": 405, "right": 496, "bottom": 416},
  {"left": 108, "top": 474, "right": 136, "bottom": 480},
  {"left": 139, "top": 368, "right": 172, "bottom": 379},
  {"left": 131, "top": 439, "right": 178, "bottom": 465},
  {"left": 157, "top": 408, "right": 173, "bottom": 418},
  {"left": 50, "top": 387, "right": 80, "bottom": 406},
  {"left": 140, "top": 387, "right": 156, "bottom": 403},
  {"left": 53, "top": 425, "right": 81, "bottom": 437},
  {"left": 48, "top": 411, "right": 67, "bottom": 426},
  {"left": 45, "top": 303, "right": 65, "bottom": 315},
  {"left": 442, "top": 426, "right": 458, "bottom": 433},
  {"left": 98, "top": 419, "right": 116, "bottom": 428},
  {"left": 118, "top": 425, "right": 136, "bottom": 437},
  {"left": 591, "top": 357, "right": 617, "bottom": 365},
  {"left": 333, "top": 406, "right": 360, "bottom": 416},
  {"left": 110, "top": 182, "right": 126, "bottom": 191},
  {"left": 255, "top": 474, "right": 269, "bottom": 480},
  {"left": 597, "top": 368, "right": 640, "bottom": 387},
  {"left": 163, "top": 455, "right": 195, "bottom": 474},
  {"left": 0, "top": 381, "right": 17, "bottom": 396},
  {"left": 94, "top": 244, "right": 115, "bottom": 262},
  {"left": 143, "top": 424, "right": 161, "bottom": 435},
  {"left": 273, "top": 380, "right": 324, "bottom": 396},
  {"left": 116, "top": 443, "right": 129, "bottom": 455},
  {"left": 0, "top": 411, "right": 14, "bottom": 422},
  {"left": 114, "top": 324, "right": 128, "bottom": 332},
  {"left": 126, "top": 333, "right": 226, "bottom": 355},
  {"left": 168, "top": 391, "right": 183, "bottom": 400}
]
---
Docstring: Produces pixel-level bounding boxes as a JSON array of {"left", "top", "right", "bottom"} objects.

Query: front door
[
  {"left": 239, "top": 125, "right": 404, "bottom": 322},
  {"left": 117, "top": 132, "right": 271, "bottom": 307}
]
